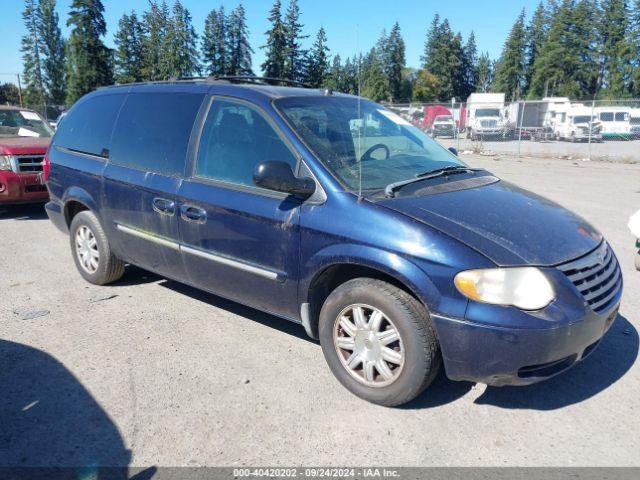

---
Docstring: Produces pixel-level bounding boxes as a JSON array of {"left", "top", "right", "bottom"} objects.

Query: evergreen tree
[
  {"left": 142, "top": 1, "right": 171, "bottom": 80},
  {"left": 226, "top": 4, "right": 253, "bottom": 75},
  {"left": 360, "top": 48, "right": 389, "bottom": 101},
  {"left": 40, "top": 0, "right": 66, "bottom": 105},
  {"left": 21, "top": 0, "right": 46, "bottom": 107},
  {"left": 492, "top": 9, "right": 527, "bottom": 100},
  {"left": 283, "top": 0, "right": 308, "bottom": 81},
  {"left": 598, "top": 0, "right": 632, "bottom": 97},
  {"left": 306, "top": 27, "right": 330, "bottom": 87},
  {"left": 630, "top": 0, "right": 640, "bottom": 95},
  {"left": 384, "top": 22, "right": 406, "bottom": 101},
  {"left": 65, "top": 0, "right": 113, "bottom": 104},
  {"left": 114, "top": 11, "right": 145, "bottom": 83},
  {"left": 529, "top": 0, "right": 598, "bottom": 99},
  {"left": 202, "top": 7, "right": 227, "bottom": 77},
  {"left": 342, "top": 56, "right": 359, "bottom": 95},
  {"left": 325, "top": 53, "right": 342, "bottom": 91},
  {"left": 524, "top": 2, "right": 547, "bottom": 94},
  {"left": 475, "top": 52, "right": 494, "bottom": 92},
  {"left": 166, "top": 0, "right": 199, "bottom": 78},
  {"left": 460, "top": 31, "right": 478, "bottom": 98},
  {"left": 421, "top": 16, "right": 463, "bottom": 100},
  {"left": 261, "top": 0, "right": 286, "bottom": 78}
]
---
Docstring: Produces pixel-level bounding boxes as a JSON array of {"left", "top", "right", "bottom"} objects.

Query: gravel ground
[
  {"left": 438, "top": 136, "right": 640, "bottom": 163},
  {"left": 0, "top": 154, "right": 639, "bottom": 468}
]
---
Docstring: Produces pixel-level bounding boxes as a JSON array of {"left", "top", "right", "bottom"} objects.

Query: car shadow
[
  {"left": 0, "top": 203, "right": 48, "bottom": 221},
  {"left": 158, "top": 279, "right": 315, "bottom": 343},
  {"left": 474, "top": 314, "right": 638, "bottom": 410},
  {"left": 0, "top": 339, "right": 155, "bottom": 479},
  {"left": 112, "top": 265, "right": 162, "bottom": 287}
]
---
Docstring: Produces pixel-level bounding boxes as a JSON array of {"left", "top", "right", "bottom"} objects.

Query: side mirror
[
  {"left": 448, "top": 147, "right": 458, "bottom": 156},
  {"left": 253, "top": 161, "right": 316, "bottom": 199}
]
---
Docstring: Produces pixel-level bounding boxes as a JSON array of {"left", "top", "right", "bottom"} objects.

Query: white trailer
[
  {"left": 630, "top": 108, "right": 640, "bottom": 139},
  {"left": 595, "top": 106, "right": 633, "bottom": 139},
  {"left": 465, "top": 93, "right": 508, "bottom": 140}
]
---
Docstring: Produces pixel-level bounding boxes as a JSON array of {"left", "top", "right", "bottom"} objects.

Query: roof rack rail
[
  {"left": 100, "top": 75, "right": 313, "bottom": 89},
  {"left": 209, "top": 75, "right": 312, "bottom": 88}
]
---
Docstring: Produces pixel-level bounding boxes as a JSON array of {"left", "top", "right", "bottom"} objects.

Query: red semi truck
[{"left": 0, "top": 106, "right": 51, "bottom": 205}]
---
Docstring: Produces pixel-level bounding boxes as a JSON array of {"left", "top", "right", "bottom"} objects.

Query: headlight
[
  {"left": 0, "top": 155, "right": 12, "bottom": 171},
  {"left": 454, "top": 267, "right": 555, "bottom": 310}
]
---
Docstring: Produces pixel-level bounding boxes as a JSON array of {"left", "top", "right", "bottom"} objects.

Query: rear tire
[
  {"left": 319, "top": 278, "right": 441, "bottom": 407},
  {"left": 635, "top": 250, "right": 640, "bottom": 271},
  {"left": 70, "top": 210, "right": 125, "bottom": 285}
]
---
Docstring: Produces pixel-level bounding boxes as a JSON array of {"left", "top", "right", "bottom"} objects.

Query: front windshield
[
  {"left": 475, "top": 108, "right": 501, "bottom": 117},
  {"left": 0, "top": 109, "right": 53, "bottom": 138},
  {"left": 573, "top": 116, "right": 594, "bottom": 124},
  {"left": 275, "top": 96, "right": 462, "bottom": 191},
  {"left": 435, "top": 116, "right": 453, "bottom": 122}
]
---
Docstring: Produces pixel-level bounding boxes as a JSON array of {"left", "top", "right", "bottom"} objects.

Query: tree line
[
  {"left": 493, "top": 0, "right": 640, "bottom": 101},
  {"left": 12, "top": 0, "right": 640, "bottom": 112}
]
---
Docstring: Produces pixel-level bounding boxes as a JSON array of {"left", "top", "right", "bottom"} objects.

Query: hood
[
  {"left": 0, "top": 137, "right": 51, "bottom": 155},
  {"left": 378, "top": 179, "right": 602, "bottom": 266}
]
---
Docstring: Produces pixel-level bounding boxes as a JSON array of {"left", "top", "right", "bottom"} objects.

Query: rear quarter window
[
  {"left": 53, "top": 94, "right": 125, "bottom": 157},
  {"left": 109, "top": 92, "right": 205, "bottom": 176}
]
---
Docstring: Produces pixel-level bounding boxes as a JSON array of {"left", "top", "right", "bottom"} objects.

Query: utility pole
[{"left": 16, "top": 74, "right": 23, "bottom": 107}]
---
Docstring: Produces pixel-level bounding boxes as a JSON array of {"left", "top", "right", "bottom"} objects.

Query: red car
[{"left": 0, "top": 106, "right": 51, "bottom": 205}]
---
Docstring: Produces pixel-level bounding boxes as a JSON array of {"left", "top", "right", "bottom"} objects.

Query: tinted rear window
[
  {"left": 54, "top": 94, "right": 125, "bottom": 157},
  {"left": 110, "top": 92, "right": 204, "bottom": 176}
]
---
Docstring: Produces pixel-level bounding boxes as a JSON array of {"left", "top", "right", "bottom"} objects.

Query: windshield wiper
[{"left": 384, "top": 166, "right": 482, "bottom": 198}]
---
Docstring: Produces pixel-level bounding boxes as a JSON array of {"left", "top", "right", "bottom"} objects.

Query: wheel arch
[
  {"left": 62, "top": 187, "right": 99, "bottom": 227},
  {"left": 301, "top": 246, "right": 440, "bottom": 339}
]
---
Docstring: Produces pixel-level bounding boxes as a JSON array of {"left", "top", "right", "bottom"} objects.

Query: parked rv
[
  {"left": 596, "top": 106, "right": 632, "bottom": 140},
  {"left": 630, "top": 108, "right": 640, "bottom": 139},
  {"left": 465, "top": 93, "right": 509, "bottom": 140},
  {"left": 553, "top": 105, "right": 602, "bottom": 142}
]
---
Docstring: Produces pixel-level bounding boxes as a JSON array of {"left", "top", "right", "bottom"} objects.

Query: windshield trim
[{"left": 272, "top": 95, "right": 464, "bottom": 194}]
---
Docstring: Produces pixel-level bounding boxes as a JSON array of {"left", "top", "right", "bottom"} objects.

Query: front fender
[{"left": 300, "top": 243, "right": 443, "bottom": 312}]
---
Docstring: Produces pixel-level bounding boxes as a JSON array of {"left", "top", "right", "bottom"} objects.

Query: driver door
[{"left": 177, "top": 97, "right": 303, "bottom": 319}]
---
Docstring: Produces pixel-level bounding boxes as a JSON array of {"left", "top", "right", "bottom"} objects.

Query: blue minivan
[{"left": 46, "top": 78, "right": 623, "bottom": 406}]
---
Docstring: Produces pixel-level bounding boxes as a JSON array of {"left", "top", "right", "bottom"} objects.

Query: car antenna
[{"left": 356, "top": 25, "right": 363, "bottom": 203}]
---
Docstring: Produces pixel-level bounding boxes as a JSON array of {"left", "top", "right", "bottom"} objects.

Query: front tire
[
  {"left": 319, "top": 278, "right": 441, "bottom": 407},
  {"left": 635, "top": 250, "right": 640, "bottom": 271},
  {"left": 70, "top": 210, "right": 125, "bottom": 285}
]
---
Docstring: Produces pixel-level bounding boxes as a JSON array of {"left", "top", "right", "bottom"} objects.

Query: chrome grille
[
  {"left": 480, "top": 119, "right": 498, "bottom": 128},
  {"left": 14, "top": 154, "right": 44, "bottom": 173},
  {"left": 557, "top": 242, "right": 622, "bottom": 313}
]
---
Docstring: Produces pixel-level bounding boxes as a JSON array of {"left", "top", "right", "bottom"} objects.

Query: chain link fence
[
  {"left": 387, "top": 98, "right": 640, "bottom": 163},
  {"left": 0, "top": 73, "right": 65, "bottom": 122}
]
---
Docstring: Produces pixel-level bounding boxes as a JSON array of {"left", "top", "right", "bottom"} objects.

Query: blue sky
[{"left": 1, "top": 0, "right": 537, "bottom": 84}]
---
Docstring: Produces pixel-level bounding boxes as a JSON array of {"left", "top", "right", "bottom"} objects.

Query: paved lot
[{"left": 1, "top": 154, "right": 639, "bottom": 468}]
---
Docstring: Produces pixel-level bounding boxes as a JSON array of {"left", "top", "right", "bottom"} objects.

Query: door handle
[
  {"left": 180, "top": 205, "right": 207, "bottom": 224},
  {"left": 152, "top": 197, "right": 176, "bottom": 216}
]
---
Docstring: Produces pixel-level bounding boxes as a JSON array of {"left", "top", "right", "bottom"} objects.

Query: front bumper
[
  {"left": 432, "top": 300, "right": 620, "bottom": 386},
  {"left": 574, "top": 132, "right": 603, "bottom": 141},
  {"left": 433, "top": 126, "right": 455, "bottom": 135},
  {"left": 473, "top": 128, "right": 508, "bottom": 136},
  {"left": 0, "top": 171, "right": 48, "bottom": 204}
]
